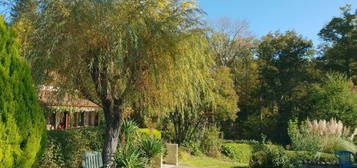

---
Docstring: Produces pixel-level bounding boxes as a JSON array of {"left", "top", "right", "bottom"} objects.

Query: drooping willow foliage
[
  {"left": 0, "top": 16, "right": 45, "bottom": 168},
  {"left": 20, "top": 0, "right": 219, "bottom": 166},
  {"left": 28, "top": 0, "right": 214, "bottom": 116}
]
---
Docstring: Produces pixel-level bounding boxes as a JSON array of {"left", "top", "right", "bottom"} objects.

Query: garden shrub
[
  {"left": 34, "top": 127, "right": 104, "bottom": 168},
  {"left": 115, "top": 144, "right": 147, "bottom": 168},
  {"left": 199, "top": 126, "right": 223, "bottom": 157},
  {"left": 140, "top": 136, "right": 164, "bottom": 158},
  {"left": 0, "top": 16, "right": 45, "bottom": 168},
  {"left": 288, "top": 120, "right": 322, "bottom": 152},
  {"left": 116, "top": 120, "right": 164, "bottom": 168},
  {"left": 285, "top": 151, "right": 338, "bottom": 166},
  {"left": 121, "top": 120, "right": 139, "bottom": 142},
  {"left": 224, "top": 139, "right": 261, "bottom": 145},
  {"left": 179, "top": 125, "right": 224, "bottom": 157},
  {"left": 182, "top": 140, "right": 203, "bottom": 156},
  {"left": 321, "top": 136, "right": 356, "bottom": 153},
  {"left": 250, "top": 150, "right": 269, "bottom": 167},
  {"left": 249, "top": 145, "right": 293, "bottom": 168},
  {"left": 234, "top": 139, "right": 261, "bottom": 145},
  {"left": 35, "top": 123, "right": 164, "bottom": 168},
  {"left": 138, "top": 128, "right": 162, "bottom": 139},
  {"left": 288, "top": 119, "right": 357, "bottom": 153},
  {"left": 249, "top": 145, "right": 338, "bottom": 168}
]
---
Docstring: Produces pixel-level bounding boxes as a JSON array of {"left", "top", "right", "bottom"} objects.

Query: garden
[
  {"left": 32, "top": 119, "right": 356, "bottom": 168},
  {"left": 0, "top": 0, "right": 356, "bottom": 168}
]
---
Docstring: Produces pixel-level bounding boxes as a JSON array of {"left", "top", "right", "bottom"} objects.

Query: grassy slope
[{"left": 179, "top": 152, "right": 248, "bottom": 168}]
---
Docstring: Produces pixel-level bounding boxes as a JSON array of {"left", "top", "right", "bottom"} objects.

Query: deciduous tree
[
  {"left": 307, "top": 73, "right": 357, "bottom": 128},
  {"left": 319, "top": 5, "right": 357, "bottom": 83},
  {"left": 256, "top": 31, "right": 314, "bottom": 142},
  {"left": 26, "top": 0, "right": 212, "bottom": 167}
]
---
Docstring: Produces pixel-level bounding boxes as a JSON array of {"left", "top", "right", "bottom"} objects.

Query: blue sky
[
  {"left": 1, "top": 0, "right": 356, "bottom": 46},
  {"left": 199, "top": 0, "right": 357, "bottom": 46}
]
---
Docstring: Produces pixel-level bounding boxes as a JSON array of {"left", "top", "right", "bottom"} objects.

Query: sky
[
  {"left": 1, "top": 0, "right": 356, "bottom": 46},
  {"left": 199, "top": 0, "right": 357, "bottom": 46}
]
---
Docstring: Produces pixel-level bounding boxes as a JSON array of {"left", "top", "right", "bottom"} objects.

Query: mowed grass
[{"left": 179, "top": 152, "right": 248, "bottom": 168}]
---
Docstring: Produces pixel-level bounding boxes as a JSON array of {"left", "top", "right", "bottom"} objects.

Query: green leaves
[
  {"left": 319, "top": 5, "right": 357, "bottom": 82},
  {"left": 0, "top": 16, "right": 45, "bottom": 168},
  {"left": 26, "top": 0, "right": 213, "bottom": 117},
  {"left": 308, "top": 73, "right": 357, "bottom": 128},
  {"left": 256, "top": 31, "right": 314, "bottom": 142}
]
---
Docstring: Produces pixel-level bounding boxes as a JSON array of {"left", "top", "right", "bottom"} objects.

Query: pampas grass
[
  {"left": 306, "top": 118, "right": 357, "bottom": 141},
  {"left": 289, "top": 118, "right": 357, "bottom": 153},
  {"left": 320, "top": 136, "right": 356, "bottom": 153}
]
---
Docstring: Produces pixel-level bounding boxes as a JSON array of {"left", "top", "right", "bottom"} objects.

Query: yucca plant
[
  {"left": 120, "top": 120, "right": 139, "bottom": 144},
  {"left": 140, "top": 136, "right": 164, "bottom": 159},
  {"left": 115, "top": 144, "right": 147, "bottom": 168},
  {"left": 116, "top": 120, "right": 165, "bottom": 167}
]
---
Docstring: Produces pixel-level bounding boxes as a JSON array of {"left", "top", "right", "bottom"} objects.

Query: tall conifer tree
[{"left": 0, "top": 16, "right": 45, "bottom": 168}]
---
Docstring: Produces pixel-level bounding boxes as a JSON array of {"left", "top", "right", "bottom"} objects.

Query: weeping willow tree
[
  {"left": 167, "top": 66, "right": 238, "bottom": 145},
  {"left": 24, "top": 0, "right": 213, "bottom": 167},
  {"left": 0, "top": 16, "right": 45, "bottom": 168}
]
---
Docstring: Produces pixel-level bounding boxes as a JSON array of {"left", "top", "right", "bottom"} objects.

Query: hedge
[
  {"left": 34, "top": 127, "right": 104, "bottom": 168},
  {"left": 221, "top": 142, "right": 338, "bottom": 167},
  {"left": 249, "top": 145, "right": 338, "bottom": 168},
  {"left": 138, "top": 128, "right": 162, "bottom": 139},
  {"left": 0, "top": 16, "right": 45, "bottom": 168},
  {"left": 34, "top": 127, "right": 162, "bottom": 167}
]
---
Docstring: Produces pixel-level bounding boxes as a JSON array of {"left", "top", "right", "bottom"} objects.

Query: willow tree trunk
[{"left": 102, "top": 104, "right": 123, "bottom": 168}]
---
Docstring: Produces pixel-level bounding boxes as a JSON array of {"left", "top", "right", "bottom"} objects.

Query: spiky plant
[
  {"left": 120, "top": 120, "right": 139, "bottom": 144},
  {"left": 115, "top": 144, "right": 146, "bottom": 168},
  {"left": 140, "top": 136, "right": 164, "bottom": 159}
]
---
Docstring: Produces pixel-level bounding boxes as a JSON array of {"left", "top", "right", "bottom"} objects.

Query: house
[{"left": 39, "top": 86, "right": 102, "bottom": 130}]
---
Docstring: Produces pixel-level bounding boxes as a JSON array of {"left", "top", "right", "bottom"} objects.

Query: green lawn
[{"left": 179, "top": 152, "right": 248, "bottom": 168}]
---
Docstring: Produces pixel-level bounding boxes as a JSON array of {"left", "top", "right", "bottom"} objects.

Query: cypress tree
[{"left": 0, "top": 16, "right": 45, "bottom": 168}]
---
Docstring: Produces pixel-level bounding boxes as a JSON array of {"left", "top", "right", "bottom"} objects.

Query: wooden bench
[{"left": 82, "top": 151, "right": 103, "bottom": 168}]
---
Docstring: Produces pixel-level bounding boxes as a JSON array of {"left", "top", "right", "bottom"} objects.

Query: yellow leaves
[
  {"left": 62, "top": 8, "right": 70, "bottom": 17},
  {"left": 12, "top": 19, "right": 34, "bottom": 57},
  {"left": 182, "top": 2, "right": 192, "bottom": 9},
  {"left": 13, "top": 20, "right": 28, "bottom": 41},
  {"left": 158, "top": 1, "right": 166, "bottom": 8}
]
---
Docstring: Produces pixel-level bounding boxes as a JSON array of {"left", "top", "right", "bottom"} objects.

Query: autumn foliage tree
[
  {"left": 166, "top": 65, "right": 238, "bottom": 145},
  {"left": 24, "top": 0, "right": 213, "bottom": 167},
  {"left": 0, "top": 16, "right": 45, "bottom": 168}
]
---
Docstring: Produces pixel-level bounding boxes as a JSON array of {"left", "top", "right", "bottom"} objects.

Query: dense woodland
[{"left": 0, "top": 0, "right": 356, "bottom": 168}]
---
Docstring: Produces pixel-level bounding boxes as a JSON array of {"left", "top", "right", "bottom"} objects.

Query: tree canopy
[
  {"left": 22, "top": 0, "right": 215, "bottom": 166},
  {"left": 307, "top": 73, "right": 357, "bottom": 128},
  {"left": 256, "top": 31, "right": 314, "bottom": 142},
  {"left": 319, "top": 5, "right": 357, "bottom": 83}
]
